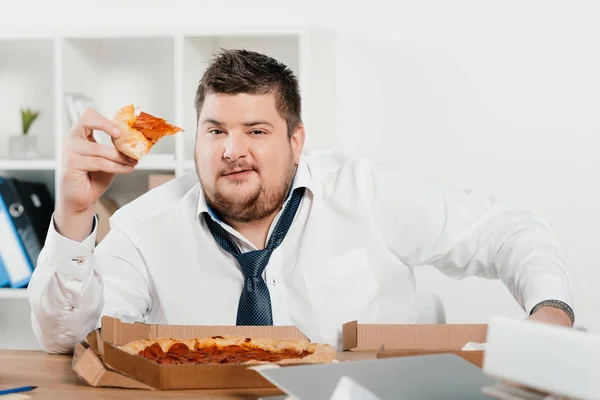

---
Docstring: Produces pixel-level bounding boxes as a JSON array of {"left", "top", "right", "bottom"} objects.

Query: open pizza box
[
  {"left": 72, "top": 315, "right": 333, "bottom": 390},
  {"left": 342, "top": 320, "right": 488, "bottom": 368}
]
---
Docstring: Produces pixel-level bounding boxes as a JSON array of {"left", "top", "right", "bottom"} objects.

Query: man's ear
[{"left": 290, "top": 125, "right": 305, "bottom": 163}]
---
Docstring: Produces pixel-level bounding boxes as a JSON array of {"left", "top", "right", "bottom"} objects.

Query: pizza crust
[
  {"left": 111, "top": 105, "right": 150, "bottom": 160},
  {"left": 119, "top": 335, "right": 336, "bottom": 365},
  {"left": 112, "top": 128, "right": 152, "bottom": 160},
  {"left": 111, "top": 105, "right": 182, "bottom": 160}
]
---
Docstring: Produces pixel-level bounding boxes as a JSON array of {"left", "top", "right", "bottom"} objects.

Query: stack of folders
[{"left": 0, "top": 177, "right": 54, "bottom": 288}]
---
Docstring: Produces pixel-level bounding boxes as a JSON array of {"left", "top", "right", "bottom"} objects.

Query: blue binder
[
  {"left": 0, "top": 187, "right": 35, "bottom": 287},
  {"left": 0, "top": 252, "right": 10, "bottom": 287}
]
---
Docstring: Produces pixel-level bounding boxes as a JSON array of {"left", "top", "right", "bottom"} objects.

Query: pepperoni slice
[
  {"left": 143, "top": 346, "right": 157, "bottom": 359},
  {"left": 168, "top": 343, "right": 190, "bottom": 356},
  {"left": 186, "top": 351, "right": 209, "bottom": 361},
  {"left": 226, "top": 345, "right": 245, "bottom": 353},
  {"left": 150, "top": 343, "right": 164, "bottom": 357}
]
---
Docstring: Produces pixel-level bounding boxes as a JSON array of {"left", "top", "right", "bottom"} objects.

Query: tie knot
[{"left": 235, "top": 249, "right": 274, "bottom": 277}]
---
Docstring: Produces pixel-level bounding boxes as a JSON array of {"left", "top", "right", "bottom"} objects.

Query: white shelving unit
[
  {"left": 0, "top": 26, "right": 336, "bottom": 350},
  {"left": 0, "top": 25, "right": 336, "bottom": 204},
  {"left": 0, "top": 160, "right": 56, "bottom": 170},
  {"left": 0, "top": 288, "right": 28, "bottom": 299}
]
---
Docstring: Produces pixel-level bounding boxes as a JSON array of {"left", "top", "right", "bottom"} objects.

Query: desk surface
[{"left": 0, "top": 350, "right": 282, "bottom": 399}]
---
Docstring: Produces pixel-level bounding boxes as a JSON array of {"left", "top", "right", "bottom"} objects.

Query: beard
[{"left": 197, "top": 154, "right": 297, "bottom": 223}]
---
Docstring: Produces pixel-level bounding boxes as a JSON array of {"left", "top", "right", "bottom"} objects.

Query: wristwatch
[{"left": 530, "top": 299, "right": 575, "bottom": 325}]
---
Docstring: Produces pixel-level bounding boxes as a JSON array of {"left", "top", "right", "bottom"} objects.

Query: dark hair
[{"left": 195, "top": 49, "right": 302, "bottom": 137}]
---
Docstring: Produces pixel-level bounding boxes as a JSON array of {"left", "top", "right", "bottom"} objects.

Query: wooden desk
[{"left": 0, "top": 350, "right": 283, "bottom": 399}]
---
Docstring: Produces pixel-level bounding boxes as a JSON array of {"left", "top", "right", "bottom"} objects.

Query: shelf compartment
[
  {"left": 0, "top": 39, "right": 55, "bottom": 160},
  {"left": 104, "top": 168, "right": 175, "bottom": 208},
  {"left": 62, "top": 36, "right": 177, "bottom": 155},
  {"left": 0, "top": 159, "right": 56, "bottom": 170}
]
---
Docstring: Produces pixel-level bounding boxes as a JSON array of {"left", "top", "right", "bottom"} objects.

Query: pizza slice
[
  {"left": 119, "top": 335, "right": 336, "bottom": 365},
  {"left": 112, "top": 104, "right": 183, "bottom": 160}
]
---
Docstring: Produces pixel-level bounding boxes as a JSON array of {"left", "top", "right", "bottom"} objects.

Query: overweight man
[{"left": 28, "top": 49, "right": 574, "bottom": 353}]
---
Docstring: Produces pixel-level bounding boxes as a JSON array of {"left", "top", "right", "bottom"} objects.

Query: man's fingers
[
  {"left": 78, "top": 156, "right": 136, "bottom": 174},
  {"left": 72, "top": 108, "right": 122, "bottom": 140},
  {"left": 84, "top": 157, "right": 135, "bottom": 174},
  {"left": 72, "top": 141, "right": 137, "bottom": 166}
]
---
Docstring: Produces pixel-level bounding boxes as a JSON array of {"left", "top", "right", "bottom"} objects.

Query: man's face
[{"left": 195, "top": 92, "right": 304, "bottom": 223}]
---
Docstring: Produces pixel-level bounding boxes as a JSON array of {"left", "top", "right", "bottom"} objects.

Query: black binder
[{"left": 0, "top": 176, "right": 54, "bottom": 285}]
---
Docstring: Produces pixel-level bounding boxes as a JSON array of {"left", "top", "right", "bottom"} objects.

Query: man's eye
[
  {"left": 250, "top": 130, "right": 265, "bottom": 135},
  {"left": 209, "top": 129, "right": 224, "bottom": 135}
]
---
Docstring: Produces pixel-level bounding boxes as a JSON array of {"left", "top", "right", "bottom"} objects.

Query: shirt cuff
[
  {"left": 44, "top": 213, "right": 98, "bottom": 281},
  {"left": 521, "top": 273, "right": 575, "bottom": 316}
]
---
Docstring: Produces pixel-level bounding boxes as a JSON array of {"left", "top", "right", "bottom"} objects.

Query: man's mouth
[{"left": 222, "top": 169, "right": 254, "bottom": 178}]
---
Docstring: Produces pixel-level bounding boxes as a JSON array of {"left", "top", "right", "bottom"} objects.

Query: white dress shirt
[{"left": 27, "top": 151, "right": 574, "bottom": 353}]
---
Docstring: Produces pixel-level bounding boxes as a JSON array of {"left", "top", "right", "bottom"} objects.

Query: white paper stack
[{"left": 483, "top": 317, "right": 599, "bottom": 400}]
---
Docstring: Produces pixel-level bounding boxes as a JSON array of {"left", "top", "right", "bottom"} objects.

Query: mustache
[{"left": 219, "top": 161, "right": 257, "bottom": 176}]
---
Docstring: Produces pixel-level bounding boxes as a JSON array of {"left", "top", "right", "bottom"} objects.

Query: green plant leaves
[{"left": 21, "top": 108, "right": 40, "bottom": 135}]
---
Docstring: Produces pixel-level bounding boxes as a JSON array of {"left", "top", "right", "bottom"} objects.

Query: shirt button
[
  {"left": 270, "top": 278, "right": 276, "bottom": 286},
  {"left": 75, "top": 257, "right": 84, "bottom": 266}
]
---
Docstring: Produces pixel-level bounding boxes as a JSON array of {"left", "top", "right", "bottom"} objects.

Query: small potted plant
[{"left": 10, "top": 107, "right": 41, "bottom": 159}]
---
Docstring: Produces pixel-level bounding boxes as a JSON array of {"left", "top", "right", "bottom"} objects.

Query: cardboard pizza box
[
  {"left": 342, "top": 320, "right": 488, "bottom": 368},
  {"left": 72, "top": 339, "right": 153, "bottom": 390},
  {"left": 72, "top": 316, "right": 336, "bottom": 390},
  {"left": 148, "top": 173, "right": 175, "bottom": 190}
]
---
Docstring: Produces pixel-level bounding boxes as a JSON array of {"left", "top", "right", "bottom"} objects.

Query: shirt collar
[{"left": 197, "top": 154, "right": 312, "bottom": 222}]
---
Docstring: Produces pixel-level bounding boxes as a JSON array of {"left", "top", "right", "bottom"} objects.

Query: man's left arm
[{"left": 363, "top": 160, "right": 575, "bottom": 327}]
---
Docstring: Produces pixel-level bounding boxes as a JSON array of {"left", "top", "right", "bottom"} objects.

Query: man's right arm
[
  {"left": 27, "top": 215, "right": 152, "bottom": 354},
  {"left": 28, "top": 107, "right": 144, "bottom": 354}
]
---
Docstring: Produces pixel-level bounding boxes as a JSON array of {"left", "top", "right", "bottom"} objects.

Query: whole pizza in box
[{"left": 120, "top": 335, "right": 336, "bottom": 365}]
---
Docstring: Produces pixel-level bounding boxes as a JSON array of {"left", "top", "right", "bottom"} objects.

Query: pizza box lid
[
  {"left": 376, "top": 348, "right": 485, "bottom": 368},
  {"left": 252, "top": 353, "right": 498, "bottom": 400},
  {"left": 342, "top": 320, "right": 488, "bottom": 368},
  {"left": 72, "top": 316, "right": 329, "bottom": 390},
  {"left": 342, "top": 320, "right": 488, "bottom": 351}
]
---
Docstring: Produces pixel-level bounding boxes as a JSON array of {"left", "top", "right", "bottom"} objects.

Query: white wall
[{"left": 2, "top": 0, "right": 598, "bottom": 332}]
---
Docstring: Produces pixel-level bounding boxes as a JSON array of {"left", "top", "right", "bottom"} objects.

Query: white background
[{"left": 1, "top": 0, "right": 598, "bottom": 332}]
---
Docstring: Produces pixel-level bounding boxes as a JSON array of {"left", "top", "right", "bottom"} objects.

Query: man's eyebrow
[
  {"left": 201, "top": 119, "right": 274, "bottom": 128},
  {"left": 242, "top": 120, "right": 274, "bottom": 128},
  {"left": 201, "top": 118, "right": 223, "bottom": 125}
]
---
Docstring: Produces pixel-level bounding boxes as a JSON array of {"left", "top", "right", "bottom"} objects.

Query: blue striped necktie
[{"left": 203, "top": 187, "right": 305, "bottom": 326}]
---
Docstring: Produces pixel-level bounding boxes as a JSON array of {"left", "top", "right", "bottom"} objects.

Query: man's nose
[{"left": 223, "top": 132, "right": 248, "bottom": 161}]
